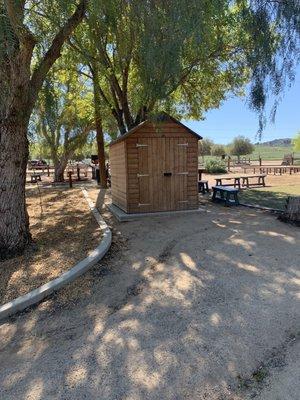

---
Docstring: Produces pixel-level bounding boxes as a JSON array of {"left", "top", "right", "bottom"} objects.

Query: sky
[{"left": 184, "top": 66, "right": 300, "bottom": 145}]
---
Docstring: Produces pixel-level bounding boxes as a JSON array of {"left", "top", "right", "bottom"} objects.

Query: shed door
[
  {"left": 136, "top": 137, "right": 188, "bottom": 212},
  {"left": 167, "top": 138, "right": 188, "bottom": 210}
]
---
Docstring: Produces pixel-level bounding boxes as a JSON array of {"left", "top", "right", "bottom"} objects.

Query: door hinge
[
  {"left": 137, "top": 173, "right": 149, "bottom": 178},
  {"left": 177, "top": 172, "right": 189, "bottom": 175},
  {"left": 178, "top": 143, "right": 188, "bottom": 146},
  {"left": 138, "top": 203, "right": 151, "bottom": 206},
  {"left": 178, "top": 200, "right": 188, "bottom": 203},
  {"left": 136, "top": 143, "right": 148, "bottom": 147}
]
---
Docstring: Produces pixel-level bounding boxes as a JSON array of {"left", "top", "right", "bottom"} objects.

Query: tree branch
[
  {"left": 29, "top": 0, "right": 88, "bottom": 105},
  {"left": 5, "top": 0, "right": 36, "bottom": 44}
]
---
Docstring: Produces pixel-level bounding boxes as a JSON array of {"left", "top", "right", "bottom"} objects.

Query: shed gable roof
[{"left": 109, "top": 113, "right": 202, "bottom": 146}]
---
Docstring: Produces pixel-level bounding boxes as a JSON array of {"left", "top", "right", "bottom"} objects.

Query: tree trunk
[
  {"left": 0, "top": 0, "right": 87, "bottom": 258},
  {"left": 279, "top": 196, "right": 300, "bottom": 226},
  {"left": 96, "top": 121, "right": 107, "bottom": 188},
  {"left": 0, "top": 120, "right": 31, "bottom": 259},
  {"left": 54, "top": 159, "right": 68, "bottom": 182},
  {"left": 92, "top": 70, "right": 107, "bottom": 188}
]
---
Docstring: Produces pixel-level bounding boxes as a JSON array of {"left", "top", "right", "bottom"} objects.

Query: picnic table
[
  {"left": 212, "top": 186, "right": 239, "bottom": 206},
  {"left": 215, "top": 176, "right": 241, "bottom": 188},
  {"left": 215, "top": 174, "right": 266, "bottom": 188},
  {"left": 198, "top": 180, "right": 209, "bottom": 194},
  {"left": 241, "top": 174, "right": 266, "bottom": 187},
  {"left": 198, "top": 167, "right": 206, "bottom": 180}
]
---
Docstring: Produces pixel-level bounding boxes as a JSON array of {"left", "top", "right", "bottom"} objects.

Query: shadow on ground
[{"left": 0, "top": 199, "right": 299, "bottom": 400}]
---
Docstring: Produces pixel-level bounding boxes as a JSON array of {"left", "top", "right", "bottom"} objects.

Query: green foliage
[
  {"left": 211, "top": 144, "right": 226, "bottom": 157},
  {"left": 293, "top": 132, "right": 300, "bottom": 152},
  {"left": 0, "top": 1, "right": 87, "bottom": 121},
  {"left": 71, "top": 0, "right": 254, "bottom": 134},
  {"left": 32, "top": 51, "right": 94, "bottom": 164},
  {"left": 198, "top": 139, "right": 214, "bottom": 157},
  {"left": 230, "top": 136, "right": 255, "bottom": 157},
  {"left": 239, "top": 1, "right": 300, "bottom": 132},
  {"left": 68, "top": 0, "right": 300, "bottom": 137},
  {"left": 205, "top": 159, "right": 227, "bottom": 174},
  {"left": 29, "top": 141, "right": 52, "bottom": 160}
]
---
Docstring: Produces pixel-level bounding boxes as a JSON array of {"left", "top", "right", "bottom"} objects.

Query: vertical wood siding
[
  {"left": 110, "top": 141, "right": 127, "bottom": 212},
  {"left": 111, "top": 120, "right": 199, "bottom": 214}
]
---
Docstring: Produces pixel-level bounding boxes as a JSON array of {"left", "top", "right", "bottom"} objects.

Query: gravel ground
[
  {"left": 0, "top": 192, "right": 299, "bottom": 400},
  {"left": 0, "top": 187, "right": 101, "bottom": 304}
]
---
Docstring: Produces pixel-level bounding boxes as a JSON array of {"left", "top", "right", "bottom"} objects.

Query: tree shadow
[
  {"left": 0, "top": 202, "right": 299, "bottom": 399},
  {"left": 239, "top": 189, "right": 290, "bottom": 210}
]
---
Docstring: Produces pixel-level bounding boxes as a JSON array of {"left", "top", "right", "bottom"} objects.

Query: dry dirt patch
[{"left": 0, "top": 187, "right": 101, "bottom": 305}]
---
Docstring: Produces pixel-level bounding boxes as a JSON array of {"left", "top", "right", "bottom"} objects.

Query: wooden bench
[
  {"left": 212, "top": 186, "right": 239, "bottom": 206},
  {"left": 198, "top": 168, "right": 206, "bottom": 181},
  {"left": 31, "top": 173, "right": 42, "bottom": 183},
  {"left": 241, "top": 174, "right": 266, "bottom": 187},
  {"left": 215, "top": 176, "right": 241, "bottom": 189},
  {"left": 198, "top": 180, "right": 209, "bottom": 194}
]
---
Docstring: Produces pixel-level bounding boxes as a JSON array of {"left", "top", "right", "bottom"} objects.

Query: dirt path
[{"left": 0, "top": 198, "right": 299, "bottom": 400}]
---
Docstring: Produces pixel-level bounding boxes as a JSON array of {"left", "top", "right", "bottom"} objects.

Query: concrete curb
[
  {"left": 108, "top": 203, "right": 206, "bottom": 222},
  {"left": 239, "top": 202, "right": 283, "bottom": 214},
  {"left": 0, "top": 187, "right": 112, "bottom": 321}
]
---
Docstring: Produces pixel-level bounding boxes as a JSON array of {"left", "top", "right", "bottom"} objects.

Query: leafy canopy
[
  {"left": 71, "top": 0, "right": 252, "bottom": 134},
  {"left": 293, "top": 132, "right": 300, "bottom": 152},
  {"left": 230, "top": 135, "right": 255, "bottom": 157},
  {"left": 31, "top": 51, "right": 94, "bottom": 163},
  {"left": 211, "top": 144, "right": 226, "bottom": 157},
  {"left": 198, "top": 139, "right": 214, "bottom": 157}
]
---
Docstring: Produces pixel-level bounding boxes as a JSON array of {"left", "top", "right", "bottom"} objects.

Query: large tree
[
  {"left": 70, "top": 0, "right": 250, "bottom": 135},
  {"left": 71, "top": 0, "right": 300, "bottom": 137},
  {"left": 1, "top": 0, "right": 299, "bottom": 259},
  {"left": 34, "top": 62, "right": 94, "bottom": 182},
  {"left": 0, "top": 1, "right": 88, "bottom": 258},
  {"left": 243, "top": 0, "right": 300, "bottom": 131},
  {"left": 230, "top": 136, "right": 255, "bottom": 162}
]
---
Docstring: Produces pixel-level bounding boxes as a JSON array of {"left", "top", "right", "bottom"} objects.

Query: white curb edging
[{"left": 0, "top": 187, "right": 112, "bottom": 321}]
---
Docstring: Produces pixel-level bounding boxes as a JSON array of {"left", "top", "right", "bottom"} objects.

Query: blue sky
[{"left": 184, "top": 66, "right": 300, "bottom": 145}]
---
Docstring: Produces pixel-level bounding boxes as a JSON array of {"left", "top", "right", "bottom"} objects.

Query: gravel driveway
[{"left": 0, "top": 201, "right": 299, "bottom": 400}]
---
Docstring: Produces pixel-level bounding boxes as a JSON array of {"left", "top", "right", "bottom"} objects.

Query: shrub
[
  {"left": 293, "top": 131, "right": 300, "bottom": 152},
  {"left": 229, "top": 135, "right": 254, "bottom": 160},
  {"left": 211, "top": 144, "right": 226, "bottom": 157},
  {"left": 205, "top": 159, "right": 227, "bottom": 174},
  {"left": 198, "top": 138, "right": 214, "bottom": 157}
]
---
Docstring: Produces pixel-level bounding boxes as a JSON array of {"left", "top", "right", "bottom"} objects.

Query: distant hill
[{"left": 255, "top": 138, "right": 292, "bottom": 147}]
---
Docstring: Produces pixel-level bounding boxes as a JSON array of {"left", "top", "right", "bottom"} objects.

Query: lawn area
[
  {"left": 239, "top": 185, "right": 300, "bottom": 210},
  {"left": 199, "top": 146, "right": 300, "bottom": 163},
  {"left": 251, "top": 145, "right": 298, "bottom": 160}
]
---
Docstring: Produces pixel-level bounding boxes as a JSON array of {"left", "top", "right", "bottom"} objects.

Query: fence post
[
  {"left": 259, "top": 156, "right": 262, "bottom": 166},
  {"left": 227, "top": 156, "right": 231, "bottom": 172}
]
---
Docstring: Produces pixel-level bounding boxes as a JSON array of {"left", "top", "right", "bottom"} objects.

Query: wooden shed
[{"left": 109, "top": 113, "right": 202, "bottom": 214}]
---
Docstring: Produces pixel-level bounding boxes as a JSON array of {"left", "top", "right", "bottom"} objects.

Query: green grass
[
  {"left": 199, "top": 146, "right": 300, "bottom": 163},
  {"left": 239, "top": 185, "right": 300, "bottom": 210},
  {"left": 251, "top": 145, "right": 300, "bottom": 160}
]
